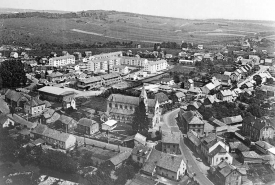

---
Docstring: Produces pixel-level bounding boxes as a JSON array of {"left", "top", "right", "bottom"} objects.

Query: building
[
  {"left": 31, "top": 124, "right": 76, "bottom": 150},
  {"left": 24, "top": 97, "right": 46, "bottom": 116},
  {"left": 111, "top": 65, "right": 129, "bottom": 74},
  {"left": 87, "top": 57, "right": 121, "bottom": 72},
  {"left": 102, "top": 120, "right": 117, "bottom": 131},
  {"left": 105, "top": 87, "right": 160, "bottom": 127},
  {"left": 107, "top": 151, "right": 132, "bottom": 169},
  {"left": 154, "top": 92, "right": 170, "bottom": 106},
  {"left": 208, "top": 145, "right": 233, "bottom": 166},
  {"left": 77, "top": 76, "right": 103, "bottom": 91},
  {"left": 178, "top": 109, "right": 205, "bottom": 136},
  {"left": 49, "top": 55, "right": 75, "bottom": 67},
  {"left": 222, "top": 115, "right": 243, "bottom": 126},
  {"left": 155, "top": 153, "right": 186, "bottom": 181},
  {"left": 214, "top": 74, "right": 231, "bottom": 86},
  {"left": 216, "top": 90, "right": 233, "bottom": 102},
  {"left": 239, "top": 151, "right": 262, "bottom": 164},
  {"left": 230, "top": 71, "right": 242, "bottom": 82},
  {"left": 212, "top": 161, "right": 242, "bottom": 185},
  {"left": 179, "top": 59, "right": 195, "bottom": 65},
  {"left": 255, "top": 140, "right": 274, "bottom": 154},
  {"left": 55, "top": 114, "right": 77, "bottom": 132},
  {"left": 120, "top": 56, "right": 148, "bottom": 67},
  {"left": 131, "top": 145, "right": 152, "bottom": 166},
  {"left": 144, "top": 60, "right": 168, "bottom": 74},
  {"left": 134, "top": 133, "right": 147, "bottom": 146},
  {"left": 89, "top": 51, "right": 123, "bottom": 60},
  {"left": 198, "top": 45, "right": 203, "bottom": 50},
  {"left": 6, "top": 113, "right": 37, "bottom": 129},
  {"left": 201, "top": 83, "right": 216, "bottom": 94},
  {"left": 102, "top": 73, "right": 122, "bottom": 86},
  {"left": 175, "top": 92, "right": 185, "bottom": 102},
  {"left": 47, "top": 72, "right": 64, "bottom": 82},
  {"left": 62, "top": 95, "right": 76, "bottom": 110},
  {"left": 186, "top": 130, "right": 201, "bottom": 153},
  {"left": 77, "top": 118, "right": 99, "bottom": 135},
  {"left": 161, "top": 131, "right": 181, "bottom": 155},
  {"left": 242, "top": 115, "right": 275, "bottom": 141},
  {"left": 38, "top": 86, "right": 76, "bottom": 102},
  {"left": 5, "top": 89, "right": 30, "bottom": 107},
  {"left": 10, "top": 52, "right": 19, "bottom": 58}
]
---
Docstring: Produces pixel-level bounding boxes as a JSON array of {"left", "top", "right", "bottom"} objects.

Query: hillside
[
  {"left": 0, "top": 9, "right": 274, "bottom": 49},
  {"left": 0, "top": 7, "right": 69, "bottom": 14}
]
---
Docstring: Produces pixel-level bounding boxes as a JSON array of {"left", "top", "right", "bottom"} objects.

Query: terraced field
[{"left": 0, "top": 11, "right": 274, "bottom": 46}]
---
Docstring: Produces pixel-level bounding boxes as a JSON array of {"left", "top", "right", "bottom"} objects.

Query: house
[
  {"left": 175, "top": 92, "right": 185, "bottom": 102},
  {"left": 186, "top": 130, "right": 201, "bottom": 153},
  {"left": 5, "top": 89, "right": 29, "bottom": 107},
  {"left": 159, "top": 85, "right": 172, "bottom": 93},
  {"left": 41, "top": 108, "right": 60, "bottom": 124},
  {"left": 0, "top": 114, "right": 9, "bottom": 128},
  {"left": 134, "top": 133, "right": 147, "bottom": 146},
  {"left": 230, "top": 71, "right": 242, "bottom": 82},
  {"left": 201, "top": 83, "right": 215, "bottom": 94},
  {"left": 265, "top": 58, "right": 273, "bottom": 66},
  {"left": 155, "top": 92, "right": 170, "bottom": 106},
  {"left": 10, "top": 52, "right": 18, "bottom": 58},
  {"left": 119, "top": 56, "right": 147, "bottom": 67},
  {"left": 187, "top": 101, "right": 202, "bottom": 111},
  {"left": 160, "top": 78, "right": 175, "bottom": 86},
  {"left": 47, "top": 72, "right": 64, "bottom": 82},
  {"left": 178, "top": 109, "right": 205, "bottom": 136},
  {"left": 228, "top": 141, "right": 241, "bottom": 153},
  {"left": 212, "top": 161, "right": 242, "bottom": 185},
  {"left": 76, "top": 118, "right": 99, "bottom": 135},
  {"left": 111, "top": 65, "right": 129, "bottom": 74},
  {"left": 144, "top": 60, "right": 168, "bottom": 74},
  {"left": 255, "top": 140, "right": 274, "bottom": 154},
  {"left": 216, "top": 90, "right": 233, "bottom": 102},
  {"left": 242, "top": 115, "right": 275, "bottom": 141},
  {"left": 102, "top": 73, "right": 122, "bottom": 86},
  {"left": 62, "top": 95, "right": 76, "bottom": 110},
  {"left": 208, "top": 117, "right": 226, "bottom": 127},
  {"left": 102, "top": 120, "right": 117, "bottom": 131},
  {"left": 215, "top": 53, "right": 224, "bottom": 60},
  {"left": 208, "top": 145, "right": 233, "bottom": 166},
  {"left": 55, "top": 115, "right": 77, "bottom": 132},
  {"left": 131, "top": 145, "right": 152, "bottom": 166},
  {"left": 6, "top": 114, "right": 37, "bottom": 129},
  {"left": 161, "top": 131, "right": 181, "bottom": 155},
  {"left": 49, "top": 55, "right": 75, "bottom": 67},
  {"left": 155, "top": 153, "right": 186, "bottom": 181},
  {"left": 107, "top": 151, "right": 131, "bottom": 169},
  {"left": 239, "top": 151, "right": 262, "bottom": 164},
  {"left": 141, "top": 149, "right": 162, "bottom": 176},
  {"left": 31, "top": 124, "right": 76, "bottom": 150},
  {"left": 24, "top": 97, "right": 46, "bottom": 116},
  {"left": 198, "top": 45, "right": 203, "bottom": 50},
  {"left": 77, "top": 76, "right": 103, "bottom": 91},
  {"left": 222, "top": 115, "right": 243, "bottom": 126},
  {"left": 179, "top": 59, "right": 195, "bottom": 65},
  {"left": 257, "top": 85, "right": 275, "bottom": 97},
  {"left": 213, "top": 74, "right": 231, "bottom": 86}
]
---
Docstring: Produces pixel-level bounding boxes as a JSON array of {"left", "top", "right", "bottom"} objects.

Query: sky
[{"left": 1, "top": 0, "right": 275, "bottom": 21}]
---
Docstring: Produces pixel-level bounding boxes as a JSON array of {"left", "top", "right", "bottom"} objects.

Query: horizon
[{"left": 0, "top": 0, "right": 275, "bottom": 21}]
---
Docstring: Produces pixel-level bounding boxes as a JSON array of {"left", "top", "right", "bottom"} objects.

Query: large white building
[
  {"left": 87, "top": 57, "right": 120, "bottom": 72},
  {"left": 120, "top": 56, "right": 148, "bottom": 67},
  {"left": 144, "top": 60, "right": 168, "bottom": 74},
  {"left": 88, "top": 51, "right": 123, "bottom": 61},
  {"left": 49, "top": 55, "right": 75, "bottom": 67}
]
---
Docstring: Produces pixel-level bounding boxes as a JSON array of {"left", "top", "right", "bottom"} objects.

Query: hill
[
  {"left": 0, "top": 9, "right": 274, "bottom": 49},
  {"left": 0, "top": 7, "right": 69, "bottom": 14}
]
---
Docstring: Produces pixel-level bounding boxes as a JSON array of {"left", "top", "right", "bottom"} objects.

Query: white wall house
[{"left": 49, "top": 55, "right": 75, "bottom": 67}]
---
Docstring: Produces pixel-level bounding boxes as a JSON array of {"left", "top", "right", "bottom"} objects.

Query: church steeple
[{"left": 140, "top": 85, "right": 148, "bottom": 107}]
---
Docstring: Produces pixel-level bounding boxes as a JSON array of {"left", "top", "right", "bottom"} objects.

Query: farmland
[{"left": 0, "top": 10, "right": 275, "bottom": 47}]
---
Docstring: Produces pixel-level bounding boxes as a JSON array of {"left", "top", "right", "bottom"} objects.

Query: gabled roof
[
  {"left": 58, "top": 115, "right": 77, "bottom": 125},
  {"left": 155, "top": 92, "right": 169, "bottom": 104},
  {"left": 78, "top": 118, "right": 98, "bottom": 127},
  {"left": 109, "top": 151, "right": 131, "bottom": 166},
  {"left": 107, "top": 94, "right": 140, "bottom": 105},
  {"left": 7, "top": 114, "right": 37, "bottom": 129},
  {"left": 142, "top": 149, "right": 162, "bottom": 174},
  {"left": 157, "top": 153, "right": 184, "bottom": 172},
  {"left": 241, "top": 151, "right": 261, "bottom": 159},
  {"left": 188, "top": 101, "right": 202, "bottom": 109},
  {"left": 255, "top": 141, "right": 274, "bottom": 150},
  {"left": 48, "top": 72, "right": 63, "bottom": 78},
  {"left": 134, "top": 133, "right": 147, "bottom": 145},
  {"left": 222, "top": 115, "right": 243, "bottom": 125},
  {"left": 132, "top": 145, "right": 151, "bottom": 157},
  {"left": 209, "top": 117, "right": 226, "bottom": 127},
  {"left": 237, "top": 143, "right": 250, "bottom": 152},
  {"left": 187, "top": 130, "right": 201, "bottom": 146},
  {"left": 175, "top": 92, "right": 185, "bottom": 98},
  {"left": 217, "top": 161, "right": 238, "bottom": 178},
  {"left": 5, "top": 89, "right": 26, "bottom": 102},
  {"left": 209, "top": 145, "right": 227, "bottom": 157},
  {"left": 0, "top": 113, "right": 8, "bottom": 125},
  {"left": 162, "top": 131, "right": 181, "bottom": 144},
  {"left": 79, "top": 76, "right": 102, "bottom": 84},
  {"left": 180, "top": 111, "right": 204, "bottom": 125}
]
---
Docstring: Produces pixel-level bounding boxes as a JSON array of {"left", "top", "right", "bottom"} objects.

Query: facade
[
  {"left": 89, "top": 51, "right": 123, "bottom": 60},
  {"left": 49, "top": 55, "right": 75, "bottom": 67},
  {"left": 208, "top": 145, "right": 233, "bottom": 166},
  {"left": 239, "top": 151, "right": 262, "bottom": 164},
  {"left": 144, "top": 60, "right": 168, "bottom": 74},
  {"left": 87, "top": 57, "right": 121, "bottom": 72},
  {"left": 47, "top": 72, "right": 64, "bottom": 82},
  {"left": 156, "top": 153, "right": 186, "bottom": 181},
  {"left": 102, "top": 73, "right": 122, "bottom": 86},
  {"left": 161, "top": 131, "right": 181, "bottom": 155},
  {"left": 5, "top": 89, "right": 29, "bottom": 107},
  {"left": 111, "top": 65, "right": 129, "bottom": 74},
  {"left": 31, "top": 124, "right": 76, "bottom": 150},
  {"left": 24, "top": 97, "right": 46, "bottom": 116},
  {"left": 77, "top": 76, "right": 103, "bottom": 90},
  {"left": 178, "top": 109, "right": 205, "bottom": 136},
  {"left": 62, "top": 95, "right": 76, "bottom": 110},
  {"left": 242, "top": 115, "right": 275, "bottom": 141},
  {"left": 120, "top": 56, "right": 148, "bottom": 67},
  {"left": 131, "top": 145, "right": 152, "bottom": 166},
  {"left": 213, "top": 161, "right": 242, "bottom": 185},
  {"left": 186, "top": 130, "right": 201, "bottom": 153},
  {"left": 216, "top": 90, "right": 233, "bottom": 102},
  {"left": 38, "top": 86, "right": 76, "bottom": 102},
  {"left": 77, "top": 118, "right": 99, "bottom": 135},
  {"left": 55, "top": 114, "right": 77, "bottom": 132}
]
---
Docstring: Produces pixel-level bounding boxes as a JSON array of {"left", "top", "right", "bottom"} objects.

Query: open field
[{"left": 0, "top": 11, "right": 274, "bottom": 47}]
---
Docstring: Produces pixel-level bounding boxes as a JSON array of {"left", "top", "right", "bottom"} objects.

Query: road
[
  {"left": 163, "top": 108, "right": 214, "bottom": 185},
  {"left": 237, "top": 65, "right": 269, "bottom": 88}
]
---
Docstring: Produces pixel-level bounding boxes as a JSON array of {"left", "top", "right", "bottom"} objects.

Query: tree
[
  {"left": 0, "top": 59, "right": 27, "bottom": 88},
  {"left": 132, "top": 101, "right": 149, "bottom": 136},
  {"left": 173, "top": 74, "right": 180, "bottom": 83},
  {"left": 247, "top": 103, "right": 262, "bottom": 118},
  {"left": 253, "top": 75, "right": 262, "bottom": 86}
]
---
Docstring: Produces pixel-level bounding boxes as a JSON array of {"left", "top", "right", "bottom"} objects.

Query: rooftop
[
  {"left": 222, "top": 115, "right": 243, "bottom": 125},
  {"left": 162, "top": 131, "right": 181, "bottom": 144},
  {"left": 78, "top": 118, "right": 98, "bottom": 127},
  {"left": 156, "top": 153, "right": 184, "bottom": 172},
  {"left": 38, "top": 86, "right": 76, "bottom": 96}
]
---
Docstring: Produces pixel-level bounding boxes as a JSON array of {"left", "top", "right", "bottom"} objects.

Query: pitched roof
[
  {"left": 219, "top": 89, "right": 232, "bottom": 97},
  {"left": 5, "top": 89, "right": 26, "bottom": 102},
  {"left": 237, "top": 143, "right": 250, "bottom": 152},
  {"left": 241, "top": 151, "right": 261, "bottom": 159},
  {"left": 31, "top": 124, "right": 48, "bottom": 135},
  {"left": 188, "top": 101, "right": 202, "bottom": 109},
  {"left": 187, "top": 131, "right": 201, "bottom": 146},
  {"left": 25, "top": 96, "right": 45, "bottom": 106},
  {"left": 229, "top": 141, "right": 241, "bottom": 149},
  {"left": 142, "top": 149, "right": 162, "bottom": 174},
  {"left": 155, "top": 92, "right": 169, "bottom": 104},
  {"left": 201, "top": 133, "right": 216, "bottom": 144},
  {"left": 222, "top": 115, "right": 243, "bottom": 125},
  {"left": 175, "top": 92, "right": 185, "bottom": 98},
  {"left": 109, "top": 151, "right": 131, "bottom": 166},
  {"left": 180, "top": 111, "right": 204, "bottom": 125},
  {"left": 156, "top": 153, "right": 184, "bottom": 172},
  {"left": 78, "top": 118, "right": 98, "bottom": 127},
  {"left": 132, "top": 145, "right": 151, "bottom": 157},
  {"left": 162, "top": 131, "right": 181, "bottom": 144},
  {"left": 209, "top": 117, "right": 226, "bottom": 127},
  {"left": 0, "top": 113, "right": 8, "bottom": 125},
  {"left": 209, "top": 145, "right": 227, "bottom": 157},
  {"left": 205, "top": 83, "right": 216, "bottom": 90},
  {"left": 217, "top": 161, "right": 237, "bottom": 177},
  {"left": 255, "top": 141, "right": 274, "bottom": 150},
  {"left": 107, "top": 94, "right": 140, "bottom": 105},
  {"left": 58, "top": 115, "right": 77, "bottom": 125},
  {"left": 48, "top": 72, "right": 63, "bottom": 78},
  {"left": 134, "top": 133, "right": 147, "bottom": 145},
  {"left": 7, "top": 114, "right": 37, "bottom": 129}
]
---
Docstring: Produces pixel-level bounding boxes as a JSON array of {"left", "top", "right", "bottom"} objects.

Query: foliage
[
  {"left": 0, "top": 59, "right": 27, "bottom": 88},
  {"left": 173, "top": 74, "right": 180, "bottom": 83},
  {"left": 87, "top": 162, "right": 114, "bottom": 185},
  {"left": 132, "top": 100, "right": 149, "bottom": 136},
  {"left": 0, "top": 127, "right": 18, "bottom": 162},
  {"left": 247, "top": 103, "right": 263, "bottom": 118}
]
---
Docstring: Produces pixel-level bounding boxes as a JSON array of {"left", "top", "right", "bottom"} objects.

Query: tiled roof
[
  {"left": 217, "top": 161, "right": 236, "bottom": 177},
  {"left": 102, "top": 73, "right": 120, "bottom": 80},
  {"left": 58, "top": 115, "right": 77, "bottom": 125},
  {"left": 108, "top": 108, "right": 134, "bottom": 116},
  {"left": 79, "top": 76, "right": 102, "bottom": 84},
  {"left": 155, "top": 92, "right": 169, "bottom": 104},
  {"left": 255, "top": 141, "right": 274, "bottom": 150},
  {"left": 187, "top": 131, "right": 201, "bottom": 146},
  {"left": 222, "top": 115, "right": 243, "bottom": 125},
  {"left": 209, "top": 117, "right": 226, "bottom": 127},
  {"left": 209, "top": 145, "right": 227, "bottom": 157},
  {"left": 0, "top": 113, "right": 8, "bottom": 125},
  {"left": 237, "top": 143, "right": 250, "bottom": 152},
  {"left": 78, "top": 118, "right": 97, "bottom": 127},
  {"left": 156, "top": 153, "right": 184, "bottom": 172},
  {"left": 25, "top": 96, "right": 45, "bottom": 106},
  {"left": 132, "top": 145, "right": 151, "bottom": 157},
  {"left": 162, "top": 131, "right": 181, "bottom": 144},
  {"left": 220, "top": 89, "right": 232, "bottom": 97},
  {"left": 243, "top": 115, "right": 266, "bottom": 130},
  {"left": 201, "top": 133, "right": 216, "bottom": 144},
  {"left": 241, "top": 151, "right": 261, "bottom": 159},
  {"left": 147, "top": 99, "right": 156, "bottom": 108},
  {"left": 142, "top": 149, "right": 162, "bottom": 174},
  {"left": 7, "top": 114, "right": 37, "bottom": 129},
  {"left": 109, "top": 151, "right": 131, "bottom": 166},
  {"left": 205, "top": 83, "right": 215, "bottom": 90},
  {"left": 188, "top": 101, "right": 202, "bottom": 109},
  {"left": 229, "top": 141, "right": 241, "bottom": 149},
  {"left": 181, "top": 111, "right": 204, "bottom": 125},
  {"left": 107, "top": 94, "right": 140, "bottom": 105},
  {"left": 31, "top": 124, "right": 48, "bottom": 135},
  {"left": 134, "top": 133, "right": 147, "bottom": 145},
  {"left": 43, "top": 108, "right": 55, "bottom": 119},
  {"left": 5, "top": 89, "right": 26, "bottom": 102},
  {"left": 46, "top": 112, "right": 60, "bottom": 124}
]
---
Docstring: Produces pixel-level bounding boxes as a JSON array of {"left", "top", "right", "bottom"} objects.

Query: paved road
[
  {"left": 163, "top": 108, "right": 214, "bottom": 185},
  {"left": 237, "top": 65, "right": 269, "bottom": 87},
  {"left": 179, "top": 139, "right": 214, "bottom": 185}
]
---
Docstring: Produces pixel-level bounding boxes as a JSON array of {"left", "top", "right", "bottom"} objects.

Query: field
[{"left": 0, "top": 10, "right": 275, "bottom": 47}]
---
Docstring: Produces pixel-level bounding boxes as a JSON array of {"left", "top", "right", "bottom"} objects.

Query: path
[{"left": 162, "top": 108, "right": 180, "bottom": 132}]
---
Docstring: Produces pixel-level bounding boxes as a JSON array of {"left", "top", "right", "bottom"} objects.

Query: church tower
[{"left": 139, "top": 85, "right": 148, "bottom": 108}]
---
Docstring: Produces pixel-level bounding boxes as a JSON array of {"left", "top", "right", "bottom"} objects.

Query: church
[{"left": 101, "top": 87, "right": 160, "bottom": 128}]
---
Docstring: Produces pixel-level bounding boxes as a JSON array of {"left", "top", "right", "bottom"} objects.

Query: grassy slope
[{"left": 0, "top": 11, "right": 274, "bottom": 46}]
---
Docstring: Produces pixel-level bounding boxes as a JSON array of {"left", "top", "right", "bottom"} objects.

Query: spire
[{"left": 140, "top": 85, "right": 147, "bottom": 100}]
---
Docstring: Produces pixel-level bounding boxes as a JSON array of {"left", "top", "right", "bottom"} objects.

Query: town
[{"left": 0, "top": 7, "right": 275, "bottom": 185}]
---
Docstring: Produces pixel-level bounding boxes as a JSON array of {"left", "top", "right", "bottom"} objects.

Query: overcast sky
[{"left": 1, "top": 0, "right": 275, "bottom": 21}]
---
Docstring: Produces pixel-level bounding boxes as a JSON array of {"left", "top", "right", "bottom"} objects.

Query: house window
[
  {"left": 120, "top": 105, "right": 123, "bottom": 109},
  {"left": 109, "top": 103, "right": 112, "bottom": 108}
]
